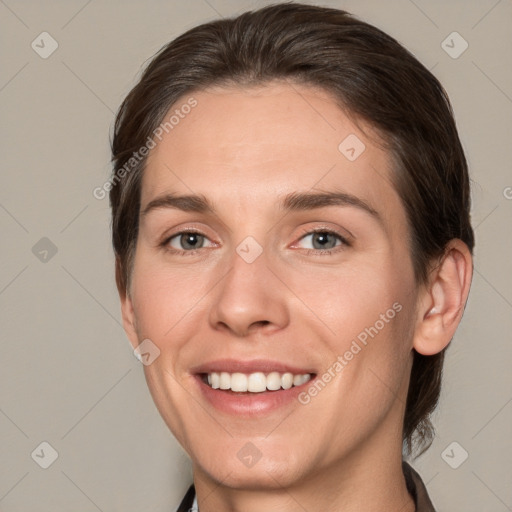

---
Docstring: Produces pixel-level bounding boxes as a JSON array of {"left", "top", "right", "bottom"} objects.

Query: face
[{"left": 121, "top": 82, "right": 419, "bottom": 490}]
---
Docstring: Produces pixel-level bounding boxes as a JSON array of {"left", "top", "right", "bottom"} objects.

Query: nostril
[{"left": 253, "top": 320, "right": 270, "bottom": 327}]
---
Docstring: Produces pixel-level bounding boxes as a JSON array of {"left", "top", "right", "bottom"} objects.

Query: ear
[
  {"left": 413, "top": 239, "right": 473, "bottom": 356},
  {"left": 116, "top": 257, "right": 139, "bottom": 351}
]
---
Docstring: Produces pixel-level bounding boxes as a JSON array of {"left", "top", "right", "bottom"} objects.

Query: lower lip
[{"left": 195, "top": 375, "right": 315, "bottom": 416}]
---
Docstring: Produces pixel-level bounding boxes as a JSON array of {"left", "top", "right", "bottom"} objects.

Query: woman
[{"left": 109, "top": 3, "right": 474, "bottom": 510}]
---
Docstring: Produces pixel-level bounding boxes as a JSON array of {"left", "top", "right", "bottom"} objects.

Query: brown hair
[{"left": 110, "top": 2, "right": 474, "bottom": 457}]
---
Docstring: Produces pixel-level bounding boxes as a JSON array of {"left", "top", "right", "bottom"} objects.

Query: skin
[{"left": 119, "top": 81, "right": 473, "bottom": 511}]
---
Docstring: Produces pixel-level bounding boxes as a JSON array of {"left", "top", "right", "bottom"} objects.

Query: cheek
[
  {"left": 128, "top": 260, "right": 207, "bottom": 445},
  {"left": 290, "top": 256, "right": 414, "bottom": 410},
  {"left": 285, "top": 254, "right": 408, "bottom": 347},
  {"left": 130, "top": 258, "right": 210, "bottom": 338}
]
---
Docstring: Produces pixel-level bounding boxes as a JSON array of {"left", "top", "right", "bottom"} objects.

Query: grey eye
[
  {"left": 300, "top": 231, "right": 341, "bottom": 250},
  {"left": 169, "top": 232, "right": 210, "bottom": 250}
]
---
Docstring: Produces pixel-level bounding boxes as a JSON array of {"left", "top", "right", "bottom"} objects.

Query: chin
[{"left": 191, "top": 439, "right": 311, "bottom": 490}]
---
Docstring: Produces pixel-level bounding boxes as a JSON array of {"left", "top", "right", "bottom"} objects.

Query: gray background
[{"left": 0, "top": 0, "right": 511, "bottom": 510}]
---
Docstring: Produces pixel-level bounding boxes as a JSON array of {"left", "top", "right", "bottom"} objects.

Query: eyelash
[
  {"left": 160, "top": 228, "right": 351, "bottom": 256},
  {"left": 160, "top": 229, "right": 214, "bottom": 257},
  {"left": 295, "top": 227, "right": 351, "bottom": 256}
]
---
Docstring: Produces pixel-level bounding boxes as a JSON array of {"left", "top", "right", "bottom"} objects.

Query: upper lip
[{"left": 190, "top": 359, "right": 316, "bottom": 375}]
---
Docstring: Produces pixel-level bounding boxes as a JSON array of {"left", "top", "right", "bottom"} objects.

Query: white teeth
[
  {"left": 281, "top": 373, "right": 293, "bottom": 389},
  {"left": 293, "top": 374, "right": 311, "bottom": 386},
  {"left": 205, "top": 371, "right": 312, "bottom": 392},
  {"left": 230, "top": 373, "right": 247, "bottom": 392},
  {"left": 219, "top": 372, "right": 231, "bottom": 390},
  {"left": 211, "top": 372, "right": 220, "bottom": 389},
  {"left": 247, "top": 372, "right": 267, "bottom": 392},
  {"left": 266, "top": 371, "right": 282, "bottom": 391}
]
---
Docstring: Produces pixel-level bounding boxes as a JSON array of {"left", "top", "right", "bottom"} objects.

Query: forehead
[{"left": 141, "top": 81, "right": 403, "bottom": 230}]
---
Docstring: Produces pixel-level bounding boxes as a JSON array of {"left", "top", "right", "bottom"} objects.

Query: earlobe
[
  {"left": 413, "top": 240, "right": 473, "bottom": 356},
  {"left": 120, "top": 291, "right": 140, "bottom": 351},
  {"left": 115, "top": 258, "right": 139, "bottom": 351}
]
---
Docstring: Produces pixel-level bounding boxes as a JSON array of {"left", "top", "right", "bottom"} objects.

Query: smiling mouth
[{"left": 200, "top": 371, "right": 314, "bottom": 393}]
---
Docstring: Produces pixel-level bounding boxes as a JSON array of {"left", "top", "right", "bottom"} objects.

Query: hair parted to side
[{"left": 109, "top": 2, "right": 474, "bottom": 457}]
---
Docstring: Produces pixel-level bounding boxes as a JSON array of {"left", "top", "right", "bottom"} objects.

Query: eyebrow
[{"left": 140, "top": 190, "right": 382, "bottom": 225}]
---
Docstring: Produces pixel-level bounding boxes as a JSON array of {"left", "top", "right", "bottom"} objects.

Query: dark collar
[
  {"left": 176, "top": 483, "right": 195, "bottom": 512},
  {"left": 177, "top": 461, "right": 436, "bottom": 511},
  {"left": 402, "top": 461, "right": 437, "bottom": 511}
]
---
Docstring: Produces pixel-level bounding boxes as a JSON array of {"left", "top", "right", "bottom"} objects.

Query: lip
[
  {"left": 190, "top": 358, "right": 316, "bottom": 375},
  {"left": 190, "top": 359, "right": 317, "bottom": 416}
]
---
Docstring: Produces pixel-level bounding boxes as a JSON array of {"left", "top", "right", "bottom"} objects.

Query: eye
[
  {"left": 165, "top": 231, "right": 215, "bottom": 253},
  {"left": 296, "top": 229, "right": 349, "bottom": 252}
]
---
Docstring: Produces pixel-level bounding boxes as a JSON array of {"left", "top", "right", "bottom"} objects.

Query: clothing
[
  {"left": 175, "top": 484, "right": 197, "bottom": 512},
  {"left": 402, "top": 461, "right": 436, "bottom": 511},
  {"left": 175, "top": 461, "right": 436, "bottom": 511}
]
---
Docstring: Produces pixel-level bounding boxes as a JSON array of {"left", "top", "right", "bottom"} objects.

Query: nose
[{"left": 208, "top": 245, "right": 290, "bottom": 337}]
